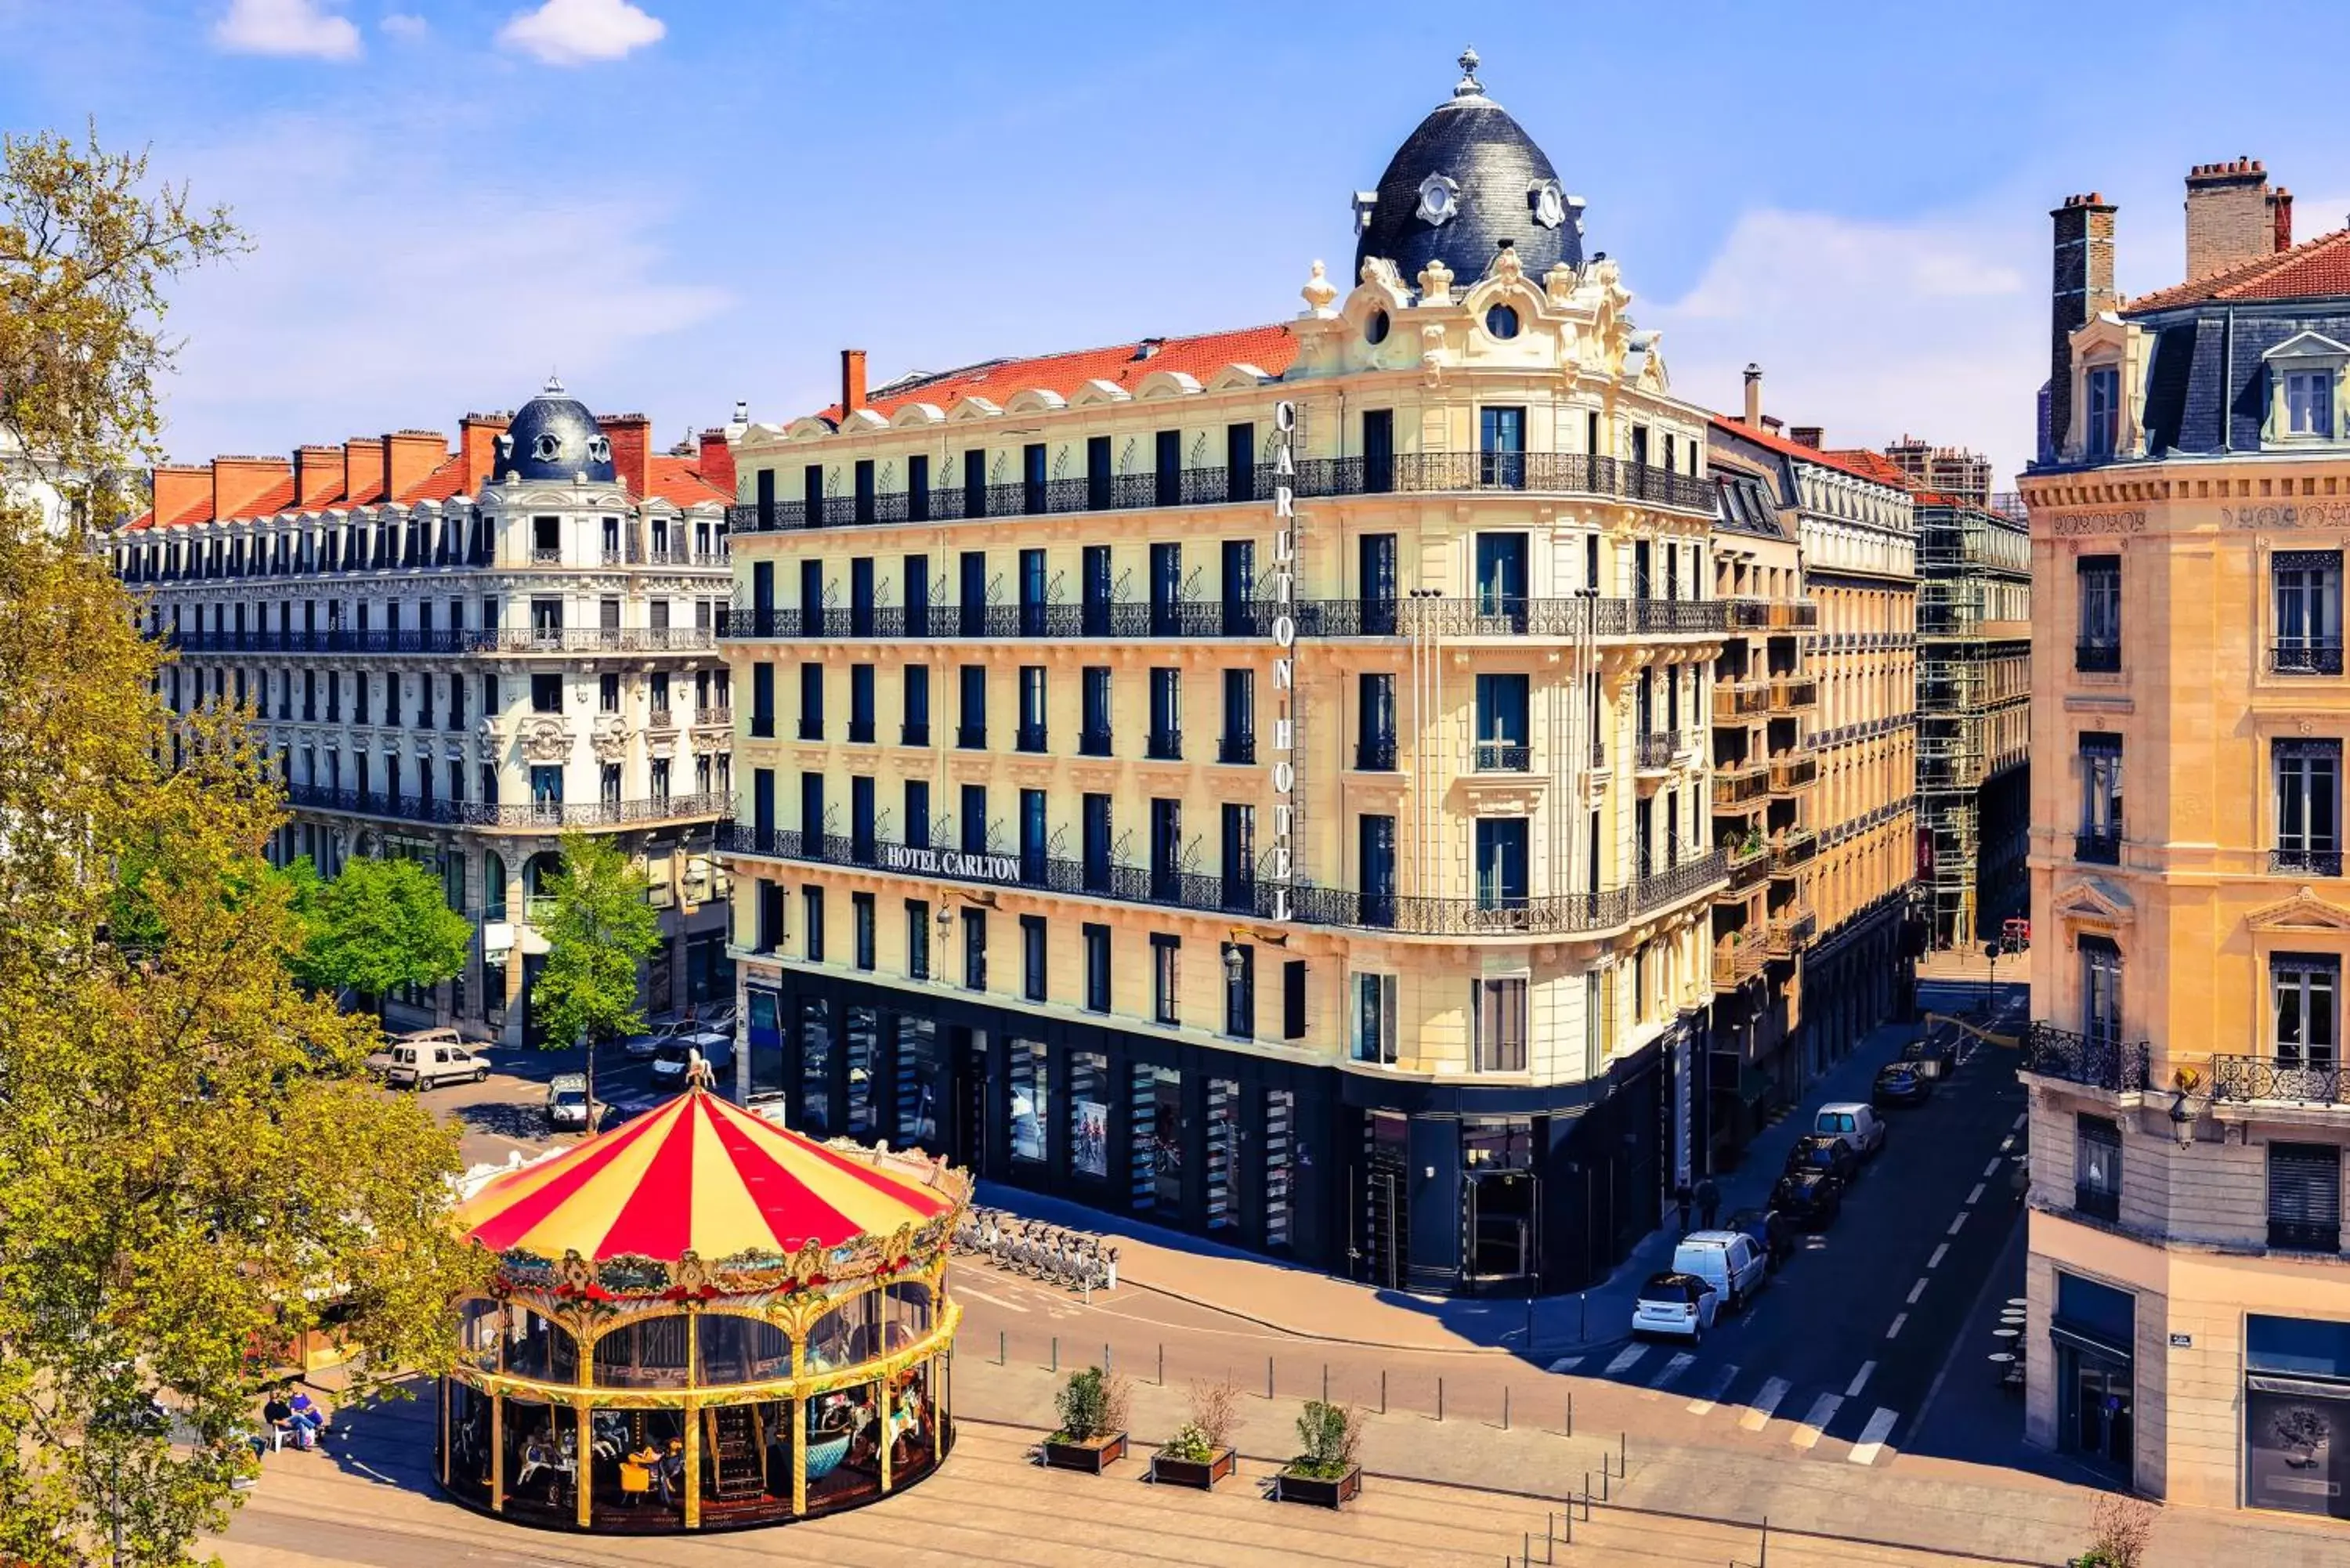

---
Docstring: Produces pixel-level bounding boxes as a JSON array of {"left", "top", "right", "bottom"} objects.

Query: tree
[
  {"left": 291, "top": 854, "right": 471, "bottom": 1020},
  {"left": 0, "top": 131, "right": 487, "bottom": 1567},
  {"left": 529, "top": 832, "right": 662, "bottom": 1125}
]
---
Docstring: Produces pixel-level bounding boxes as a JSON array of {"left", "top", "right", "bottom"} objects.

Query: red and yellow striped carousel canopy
[{"left": 454, "top": 1086, "right": 953, "bottom": 1264}]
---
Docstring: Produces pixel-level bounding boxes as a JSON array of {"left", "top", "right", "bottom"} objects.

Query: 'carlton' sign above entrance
[{"left": 879, "top": 844, "right": 1021, "bottom": 884}]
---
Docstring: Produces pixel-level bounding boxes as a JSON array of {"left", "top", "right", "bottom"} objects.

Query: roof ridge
[{"left": 2127, "top": 226, "right": 2350, "bottom": 311}]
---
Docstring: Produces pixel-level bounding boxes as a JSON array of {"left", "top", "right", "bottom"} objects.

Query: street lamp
[{"left": 1983, "top": 940, "right": 2001, "bottom": 1012}]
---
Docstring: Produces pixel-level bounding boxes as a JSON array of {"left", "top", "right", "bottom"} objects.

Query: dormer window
[
  {"left": 2287, "top": 370, "right": 2336, "bottom": 438},
  {"left": 2263, "top": 331, "right": 2349, "bottom": 446},
  {"left": 533, "top": 432, "right": 562, "bottom": 462},
  {"left": 588, "top": 435, "right": 612, "bottom": 464},
  {"left": 2084, "top": 365, "right": 2120, "bottom": 460}
]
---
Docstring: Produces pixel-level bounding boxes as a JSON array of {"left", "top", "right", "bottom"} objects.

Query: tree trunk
[{"left": 581, "top": 1029, "right": 596, "bottom": 1134}]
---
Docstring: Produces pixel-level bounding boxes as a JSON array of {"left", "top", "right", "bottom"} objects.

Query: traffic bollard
[
  {"left": 1567, "top": 1391, "right": 1573, "bottom": 1436},
  {"left": 1322, "top": 1363, "right": 1329, "bottom": 1404},
  {"left": 1437, "top": 1376, "right": 1444, "bottom": 1422},
  {"left": 1104, "top": 1343, "right": 1112, "bottom": 1375},
  {"left": 1380, "top": 1369, "right": 1387, "bottom": 1415},
  {"left": 1503, "top": 1386, "right": 1510, "bottom": 1430},
  {"left": 997, "top": 1329, "right": 1005, "bottom": 1366},
  {"left": 1266, "top": 1356, "right": 1274, "bottom": 1400},
  {"left": 1157, "top": 1343, "right": 1165, "bottom": 1386},
  {"left": 1619, "top": 1429, "right": 1626, "bottom": 1472},
  {"left": 1050, "top": 1336, "right": 1058, "bottom": 1373}
]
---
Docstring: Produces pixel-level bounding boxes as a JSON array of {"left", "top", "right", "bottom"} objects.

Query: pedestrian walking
[
  {"left": 1697, "top": 1175, "right": 1721, "bottom": 1231},
  {"left": 1672, "top": 1179, "right": 1693, "bottom": 1237}
]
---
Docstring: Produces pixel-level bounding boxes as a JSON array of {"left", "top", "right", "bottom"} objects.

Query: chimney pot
[
  {"left": 841, "top": 349, "right": 868, "bottom": 417},
  {"left": 1741, "top": 363, "right": 1763, "bottom": 428},
  {"left": 1789, "top": 425, "right": 1823, "bottom": 450}
]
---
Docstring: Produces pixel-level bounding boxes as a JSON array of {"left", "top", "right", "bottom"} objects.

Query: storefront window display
[
  {"left": 798, "top": 998, "right": 833, "bottom": 1136},
  {"left": 893, "top": 1013, "right": 938, "bottom": 1150},
  {"left": 845, "top": 1006, "right": 880, "bottom": 1140},
  {"left": 1205, "top": 1078, "right": 1239, "bottom": 1231},
  {"left": 2247, "top": 1314, "right": 2350, "bottom": 1519},
  {"left": 1068, "top": 1053, "right": 1110, "bottom": 1181}
]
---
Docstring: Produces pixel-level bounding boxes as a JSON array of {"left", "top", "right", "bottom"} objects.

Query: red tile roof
[
  {"left": 2124, "top": 228, "right": 2350, "bottom": 313},
  {"left": 1707, "top": 416, "right": 1911, "bottom": 490},
  {"left": 643, "top": 453, "right": 730, "bottom": 508},
  {"left": 812, "top": 323, "right": 1299, "bottom": 423}
]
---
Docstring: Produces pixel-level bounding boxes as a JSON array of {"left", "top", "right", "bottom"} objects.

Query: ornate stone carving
[
  {"left": 519, "top": 715, "right": 571, "bottom": 764},
  {"left": 590, "top": 716, "right": 629, "bottom": 762},
  {"left": 1300, "top": 259, "right": 1338, "bottom": 316},
  {"left": 689, "top": 726, "right": 728, "bottom": 755}
]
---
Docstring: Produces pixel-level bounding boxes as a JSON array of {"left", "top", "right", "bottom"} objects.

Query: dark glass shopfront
[{"left": 747, "top": 971, "right": 1674, "bottom": 1296}]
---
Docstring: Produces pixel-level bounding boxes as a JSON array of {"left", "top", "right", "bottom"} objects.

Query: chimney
[
  {"left": 1742, "top": 363, "right": 1763, "bottom": 428},
  {"left": 1789, "top": 425, "right": 1823, "bottom": 450},
  {"left": 293, "top": 445, "right": 346, "bottom": 506},
  {"left": 460, "top": 413, "right": 510, "bottom": 493},
  {"left": 597, "top": 413, "right": 653, "bottom": 496},
  {"left": 152, "top": 464, "right": 210, "bottom": 524},
  {"left": 840, "top": 348, "right": 867, "bottom": 417},
  {"left": 2185, "top": 157, "right": 2287, "bottom": 281},
  {"left": 211, "top": 454, "right": 288, "bottom": 521},
  {"left": 385, "top": 430, "right": 447, "bottom": 499},
  {"left": 343, "top": 436, "right": 387, "bottom": 504},
  {"left": 2048, "top": 191, "right": 2119, "bottom": 466},
  {"left": 697, "top": 427, "right": 737, "bottom": 497}
]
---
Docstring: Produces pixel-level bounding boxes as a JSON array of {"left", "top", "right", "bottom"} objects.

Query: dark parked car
[
  {"left": 1872, "top": 1062, "right": 1934, "bottom": 1107},
  {"left": 1904, "top": 1031, "right": 1960, "bottom": 1077},
  {"left": 1771, "top": 1170, "right": 1845, "bottom": 1229},
  {"left": 1726, "top": 1205, "right": 1793, "bottom": 1269},
  {"left": 1783, "top": 1133, "right": 1860, "bottom": 1186}
]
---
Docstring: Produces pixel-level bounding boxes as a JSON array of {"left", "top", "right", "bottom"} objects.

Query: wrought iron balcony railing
[
  {"left": 2075, "top": 641, "right": 2123, "bottom": 674},
  {"left": 1636, "top": 731, "right": 1680, "bottom": 770},
  {"left": 1473, "top": 742, "right": 1531, "bottom": 773},
  {"left": 162, "top": 627, "right": 721, "bottom": 656},
  {"left": 2023, "top": 1022, "right": 2150, "bottom": 1092},
  {"left": 284, "top": 783, "right": 725, "bottom": 831},
  {"left": 2270, "top": 640, "right": 2345, "bottom": 676},
  {"left": 1076, "top": 727, "right": 1113, "bottom": 757},
  {"left": 1354, "top": 735, "right": 1397, "bottom": 771},
  {"left": 2211, "top": 1053, "right": 2350, "bottom": 1105},
  {"left": 2270, "top": 846, "right": 2345, "bottom": 878},
  {"left": 2075, "top": 829, "right": 2123, "bottom": 865},
  {"left": 720, "top": 593, "right": 1728, "bottom": 643}
]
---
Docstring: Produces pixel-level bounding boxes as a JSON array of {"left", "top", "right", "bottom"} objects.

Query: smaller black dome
[{"left": 501, "top": 378, "right": 615, "bottom": 483}]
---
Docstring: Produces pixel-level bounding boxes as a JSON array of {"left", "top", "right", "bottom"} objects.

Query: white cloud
[
  {"left": 380, "top": 13, "right": 428, "bottom": 40},
  {"left": 1648, "top": 205, "right": 2042, "bottom": 484},
  {"left": 213, "top": 0, "right": 363, "bottom": 60},
  {"left": 497, "top": 0, "right": 664, "bottom": 66}
]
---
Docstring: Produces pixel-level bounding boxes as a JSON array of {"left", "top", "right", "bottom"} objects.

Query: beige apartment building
[
  {"left": 2023, "top": 159, "right": 2350, "bottom": 1520},
  {"left": 717, "top": 55, "right": 1734, "bottom": 1295}
]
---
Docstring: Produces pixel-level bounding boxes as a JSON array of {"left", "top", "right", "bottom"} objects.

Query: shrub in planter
[
  {"left": 1151, "top": 1380, "right": 1241, "bottom": 1490},
  {"left": 1043, "top": 1366, "right": 1130, "bottom": 1473},
  {"left": 1274, "top": 1400, "right": 1362, "bottom": 1508}
]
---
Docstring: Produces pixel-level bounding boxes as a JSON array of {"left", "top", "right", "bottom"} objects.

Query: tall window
[
  {"left": 852, "top": 892, "right": 875, "bottom": 971},
  {"left": 1223, "top": 943, "right": 1254, "bottom": 1039},
  {"left": 1151, "top": 934, "right": 1180, "bottom": 1025},
  {"left": 2269, "top": 1143, "right": 2342, "bottom": 1252},
  {"left": 902, "top": 663, "right": 930, "bottom": 746},
  {"left": 1149, "top": 798, "right": 1181, "bottom": 901},
  {"left": 1080, "top": 666, "right": 1112, "bottom": 755},
  {"left": 2084, "top": 364, "right": 2120, "bottom": 459},
  {"left": 1472, "top": 976, "right": 1528, "bottom": 1072},
  {"left": 957, "top": 665, "right": 986, "bottom": 750},
  {"left": 1148, "top": 667, "right": 1182, "bottom": 759},
  {"left": 1220, "top": 669, "right": 1255, "bottom": 764},
  {"left": 961, "top": 909, "right": 986, "bottom": 992},
  {"left": 2073, "top": 1114, "right": 2121, "bottom": 1222},
  {"left": 1082, "top": 923, "right": 1111, "bottom": 1013},
  {"left": 2273, "top": 551, "right": 2344, "bottom": 674},
  {"left": 906, "top": 899, "right": 930, "bottom": 981},
  {"left": 2272, "top": 952, "right": 2340, "bottom": 1069},
  {"left": 1479, "top": 405, "right": 1526, "bottom": 487},
  {"left": 1474, "top": 673, "right": 1530, "bottom": 771},
  {"left": 801, "top": 887, "right": 825, "bottom": 963},
  {"left": 798, "top": 663, "right": 823, "bottom": 741},
  {"left": 1358, "top": 672, "right": 1397, "bottom": 770},
  {"left": 1017, "top": 666, "right": 1047, "bottom": 752},
  {"left": 1474, "top": 818, "right": 1531, "bottom": 911},
  {"left": 2077, "top": 735, "right": 2123, "bottom": 862},
  {"left": 848, "top": 663, "right": 876, "bottom": 742},
  {"left": 1352, "top": 973, "right": 1397, "bottom": 1064},
  {"left": 2081, "top": 934, "right": 2123, "bottom": 1050},
  {"left": 2285, "top": 369, "right": 2335, "bottom": 439},
  {"left": 2275, "top": 739, "right": 2341, "bottom": 876},
  {"left": 1021, "top": 915, "right": 1047, "bottom": 1003},
  {"left": 2077, "top": 556, "right": 2121, "bottom": 671},
  {"left": 750, "top": 663, "right": 775, "bottom": 736}
]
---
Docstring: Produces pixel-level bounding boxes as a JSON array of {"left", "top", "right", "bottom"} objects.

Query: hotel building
[
  {"left": 116, "top": 382, "right": 739, "bottom": 1042},
  {"left": 2023, "top": 159, "right": 2350, "bottom": 1519},
  {"left": 718, "top": 55, "right": 1733, "bottom": 1295}
]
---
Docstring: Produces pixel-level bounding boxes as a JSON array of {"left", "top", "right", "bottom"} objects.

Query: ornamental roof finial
[
  {"left": 1455, "top": 45, "right": 1483, "bottom": 98},
  {"left": 544, "top": 369, "right": 565, "bottom": 396}
]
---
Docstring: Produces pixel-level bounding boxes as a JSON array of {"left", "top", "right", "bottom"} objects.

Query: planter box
[
  {"left": 1274, "top": 1465, "right": 1362, "bottom": 1508},
  {"left": 1149, "top": 1447, "right": 1236, "bottom": 1490},
  {"left": 1042, "top": 1432, "right": 1126, "bottom": 1474}
]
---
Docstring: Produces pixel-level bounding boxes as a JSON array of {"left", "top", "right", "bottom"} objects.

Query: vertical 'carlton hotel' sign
[{"left": 1269, "top": 400, "right": 1299, "bottom": 920}]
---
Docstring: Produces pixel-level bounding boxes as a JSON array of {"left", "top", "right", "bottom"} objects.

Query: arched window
[
  {"left": 592, "top": 1314, "right": 690, "bottom": 1389},
  {"left": 696, "top": 1313, "right": 792, "bottom": 1386},
  {"left": 804, "top": 1290, "right": 882, "bottom": 1373}
]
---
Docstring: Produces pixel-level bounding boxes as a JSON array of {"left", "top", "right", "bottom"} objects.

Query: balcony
[
  {"left": 1768, "top": 676, "right": 1819, "bottom": 714},
  {"left": 161, "top": 627, "right": 721, "bottom": 656},
  {"left": 1770, "top": 829, "right": 1818, "bottom": 875},
  {"left": 1770, "top": 601, "right": 1820, "bottom": 630},
  {"left": 1713, "top": 681, "right": 1770, "bottom": 721},
  {"left": 1712, "top": 765, "right": 1769, "bottom": 807},
  {"left": 1724, "top": 838, "right": 1772, "bottom": 892},
  {"left": 901, "top": 721, "right": 930, "bottom": 747},
  {"left": 2271, "top": 640, "right": 2345, "bottom": 676},
  {"left": 1145, "top": 729, "right": 1184, "bottom": 762},
  {"left": 1354, "top": 735, "right": 1397, "bottom": 772},
  {"left": 1635, "top": 731, "right": 1681, "bottom": 771},
  {"left": 530, "top": 546, "right": 562, "bottom": 565},
  {"left": 1760, "top": 905, "right": 1817, "bottom": 956},
  {"left": 847, "top": 719, "right": 875, "bottom": 746},
  {"left": 2075, "top": 829, "right": 2123, "bottom": 865},
  {"left": 1770, "top": 753, "right": 1820, "bottom": 793},
  {"left": 1015, "top": 724, "right": 1049, "bottom": 754},
  {"left": 2022, "top": 1023, "right": 2150, "bottom": 1093},
  {"left": 648, "top": 706, "right": 675, "bottom": 732},
  {"left": 1217, "top": 733, "right": 1256, "bottom": 765},
  {"left": 2211, "top": 1053, "right": 2350, "bottom": 1106},
  {"left": 1077, "top": 727, "right": 1113, "bottom": 757},
  {"left": 2270, "top": 846, "right": 2345, "bottom": 878},
  {"left": 2076, "top": 641, "right": 2122, "bottom": 674},
  {"left": 723, "top": 450, "right": 1716, "bottom": 537},
  {"left": 1715, "top": 940, "right": 1766, "bottom": 990},
  {"left": 1473, "top": 741, "right": 1531, "bottom": 773},
  {"left": 956, "top": 724, "right": 987, "bottom": 751},
  {"left": 283, "top": 783, "right": 726, "bottom": 831},
  {"left": 1634, "top": 849, "right": 1730, "bottom": 913}
]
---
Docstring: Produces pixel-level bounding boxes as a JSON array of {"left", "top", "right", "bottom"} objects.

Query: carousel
[{"left": 439, "top": 1081, "right": 968, "bottom": 1532}]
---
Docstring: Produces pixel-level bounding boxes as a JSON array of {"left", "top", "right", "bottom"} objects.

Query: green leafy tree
[
  {"left": 529, "top": 832, "right": 662, "bottom": 1122},
  {"left": 293, "top": 854, "right": 471, "bottom": 1019},
  {"left": 0, "top": 130, "right": 488, "bottom": 1566}
]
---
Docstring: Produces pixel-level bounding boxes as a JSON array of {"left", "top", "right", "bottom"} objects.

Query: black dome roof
[
  {"left": 1354, "top": 49, "right": 1582, "bottom": 291},
  {"left": 501, "top": 378, "right": 614, "bottom": 483}
]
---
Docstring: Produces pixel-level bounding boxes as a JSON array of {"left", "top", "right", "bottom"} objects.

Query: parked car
[
  {"left": 1770, "top": 1170, "right": 1845, "bottom": 1229},
  {"left": 1814, "top": 1102, "right": 1887, "bottom": 1159},
  {"left": 1871, "top": 1061, "right": 1934, "bottom": 1107},
  {"left": 370, "top": 1031, "right": 490, "bottom": 1090},
  {"left": 1725, "top": 1205, "right": 1793, "bottom": 1270},
  {"left": 1672, "top": 1230, "right": 1770, "bottom": 1313},
  {"left": 1631, "top": 1271, "right": 1720, "bottom": 1342},
  {"left": 545, "top": 1073, "right": 602, "bottom": 1132},
  {"left": 649, "top": 1031, "right": 734, "bottom": 1086},
  {"left": 1783, "top": 1133, "right": 1860, "bottom": 1186},
  {"left": 621, "top": 1020, "right": 682, "bottom": 1060},
  {"left": 1904, "top": 1031, "right": 1960, "bottom": 1078}
]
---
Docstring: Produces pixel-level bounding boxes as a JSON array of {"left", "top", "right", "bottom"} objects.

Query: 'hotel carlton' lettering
[{"left": 1269, "top": 400, "right": 1299, "bottom": 922}]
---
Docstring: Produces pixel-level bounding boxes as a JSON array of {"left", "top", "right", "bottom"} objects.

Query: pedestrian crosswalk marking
[
  {"left": 1846, "top": 1360, "right": 1876, "bottom": 1399},
  {"left": 1547, "top": 1356, "right": 1584, "bottom": 1375},
  {"left": 1640, "top": 1352, "right": 1694, "bottom": 1397},
  {"left": 1848, "top": 1406, "right": 1900, "bottom": 1465},
  {"left": 1737, "top": 1376, "right": 1790, "bottom": 1431},
  {"left": 1604, "top": 1342, "right": 1650, "bottom": 1377},
  {"left": 1791, "top": 1393, "right": 1842, "bottom": 1450},
  {"left": 1687, "top": 1363, "right": 1739, "bottom": 1416}
]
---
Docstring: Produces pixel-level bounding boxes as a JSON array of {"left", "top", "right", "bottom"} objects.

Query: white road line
[
  {"left": 1548, "top": 1356, "right": 1585, "bottom": 1375},
  {"left": 1928, "top": 1243, "right": 1950, "bottom": 1270},
  {"left": 1966, "top": 1183, "right": 1986, "bottom": 1206},
  {"left": 1641, "top": 1352, "right": 1695, "bottom": 1397},
  {"left": 2012, "top": 1111, "right": 2027, "bottom": 1130},
  {"left": 1848, "top": 1406, "right": 1901, "bottom": 1465},
  {"left": 1983, "top": 1158, "right": 2004, "bottom": 1178},
  {"left": 1687, "top": 1363, "right": 1740, "bottom": 1416},
  {"left": 1886, "top": 1313, "right": 1908, "bottom": 1340},
  {"left": 1907, "top": 1277, "right": 1928, "bottom": 1306},
  {"left": 1846, "top": 1360, "right": 1876, "bottom": 1399},
  {"left": 1791, "top": 1393, "right": 1842, "bottom": 1450},
  {"left": 1605, "top": 1342, "right": 1650, "bottom": 1377},
  {"left": 1737, "top": 1376, "right": 1790, "bottom": 1431},
  {"left": 1947, "top": 1212, "right": 1969, "bottom": 1237},
  {"left": 953, "top": 1284, "right": 1029, "bottom": 1314}
]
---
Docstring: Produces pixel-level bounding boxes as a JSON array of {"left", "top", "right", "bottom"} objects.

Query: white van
[
  {"left": 1815, "top": 1103, "right": 1887, "bottom": 1158},
  {"left": 376, "top": 1035, "right": 490, "bottom": 1090},
  {"left": 1671, "top": 1230, "right": 1770, "bottom": 1313}
]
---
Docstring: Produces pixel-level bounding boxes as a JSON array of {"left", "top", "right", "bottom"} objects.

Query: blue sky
[{"left": 4, "top": 0, "right": 2347, "bottom": 484}]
